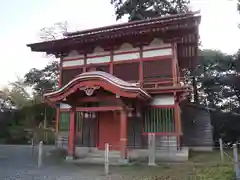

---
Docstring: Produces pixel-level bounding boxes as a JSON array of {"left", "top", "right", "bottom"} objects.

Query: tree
[
  {"left": 111, "top": 0, "right": 190, "bottom": 21},
  {"left": 24, "top": 61, "right": 59, "bottom": 95},
  {"left": 24, "top": 21, "right": 68, "bottom": 95},
  {"left": 195, "top": 50, "right": 234, "bottom": 108},
  {"left": 0, "top": 77, "right": 33, "bottom": 111},
  {"left": 0, "top": 89, "right": 15, "bottom": 112},
  {"left": 39, "top": 21, "right": 68, "bottom": 41}
]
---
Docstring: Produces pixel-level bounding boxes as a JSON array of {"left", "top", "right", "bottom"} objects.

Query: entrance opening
[{"left": 98, "top": 111, "right": 120, "bottom": 150}]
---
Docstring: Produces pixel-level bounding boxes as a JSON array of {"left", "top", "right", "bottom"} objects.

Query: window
[{"left": 144, "top": 107, "right": 175, "bottom": 133}]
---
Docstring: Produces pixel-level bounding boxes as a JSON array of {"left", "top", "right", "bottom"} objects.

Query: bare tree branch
[{"left": 39, "top": 21, "right": 68, "bottom": 42}]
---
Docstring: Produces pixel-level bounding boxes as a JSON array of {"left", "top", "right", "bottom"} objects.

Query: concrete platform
[{"left": 66, "top": 147, "right": 189, "bottom": 165}]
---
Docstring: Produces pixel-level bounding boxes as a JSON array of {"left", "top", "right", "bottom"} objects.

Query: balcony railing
[{"left": 140, "top": 77, "right": 191, "bottom": 90}]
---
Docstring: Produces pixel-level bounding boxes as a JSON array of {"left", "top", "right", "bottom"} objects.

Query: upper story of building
[{"left": 27, "top": 12, "right": 201, "bottom": 94}]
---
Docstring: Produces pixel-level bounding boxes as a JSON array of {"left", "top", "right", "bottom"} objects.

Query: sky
[{"left": 0, "top": 0, "right": 239, "bottom": 88}]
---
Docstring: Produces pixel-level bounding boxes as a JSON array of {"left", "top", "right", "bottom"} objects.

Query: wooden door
[{"left": 98, "top": 112, "right": 120, "bottom": 150}]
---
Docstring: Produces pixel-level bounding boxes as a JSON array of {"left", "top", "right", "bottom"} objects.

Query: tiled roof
[
  {"left": 44, "top": 71, "right": 151, "bottom": 98},
  {"left": 66, "top": 11, "right": 200, "bottom": 38},
  {"left": 26, "top": 11, "right": 201, "bottom": 53}
]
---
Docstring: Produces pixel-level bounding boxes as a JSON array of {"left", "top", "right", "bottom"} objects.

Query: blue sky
[{"left": 0, "top": 0, "right": 239, "bottom": 88}]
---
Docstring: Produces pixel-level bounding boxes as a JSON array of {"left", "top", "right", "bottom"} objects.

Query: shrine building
[{"left": 27, "top": 12, "right": 213, "bottom": 162}]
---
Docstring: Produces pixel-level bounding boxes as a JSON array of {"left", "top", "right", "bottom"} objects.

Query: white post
[
  {"left": 30, "top": 138, "right": 34, "bottom": 157},
  {"left": 38, "top": 141, "right": 43, "bottom": 168},
  {"left": 219, "top": 138, "right": 224, "bottom": 162},
  {"left": 148, "top": 133, "right": 156, "bottom": 166},
  {"left": 233, "top": 144, "right": 240, "bottom": 179},
  {"left": 104, "top": 143, "right": 109, "bottom": 175}
]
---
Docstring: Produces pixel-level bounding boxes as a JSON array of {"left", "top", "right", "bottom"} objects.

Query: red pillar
[
  {"left": 68, "top": 107, "right": 76, "bottom": 158},
  {"left": 56, "top": 108, "right": 60, "bottom": 133},
  {"left": 120, "top": 110, "right": 127, "bottom": 159}
]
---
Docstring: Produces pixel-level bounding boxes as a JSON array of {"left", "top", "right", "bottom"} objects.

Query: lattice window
[
  {"left": 143, "top": 60, "right": 172, "bottom": 80},
  {"left": 59, "top": 112, "right": 70, "bottom": 131},
  {"left": 76, "top": 112, "right": 83, "bottom": 132},
  {"left": 144, "top": 107, "right": 175, "bottom": 133},
  {"left": 59, "top": 111, "right": 83, "bottom": 132},
  {"left": 113, "top": 62, "right": 139, "bottom": 81}
]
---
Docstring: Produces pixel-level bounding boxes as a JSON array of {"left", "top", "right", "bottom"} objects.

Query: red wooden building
[{"left": 27, "top": 12, "right": 202, "bottom": 162}]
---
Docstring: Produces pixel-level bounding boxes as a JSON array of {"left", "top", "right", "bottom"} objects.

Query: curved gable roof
[{"left": 44, "top": 71, "right": 151, "bottom": 101}]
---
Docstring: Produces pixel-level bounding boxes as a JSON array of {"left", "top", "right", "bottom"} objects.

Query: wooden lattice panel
[
  {"left": 113, "top": 62, "right": 139, "bottom": 81},
  {"left": 61, "top": 68, "right": 83, "bottom": 86},
  {"left": 143, "top": 59, "right": 172, "bottom": 80}
]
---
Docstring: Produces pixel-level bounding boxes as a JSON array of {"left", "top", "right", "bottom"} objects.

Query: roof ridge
[{"left": 65, "top": 11, "right": 201, "bottom": 37}]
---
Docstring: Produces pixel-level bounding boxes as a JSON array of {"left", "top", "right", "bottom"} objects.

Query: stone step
[
  {"left": 87, "top": 151, "right": 121, "bottom": 158},
  {"left": 88, "top": 150, "right": 120, "bottom": 157},
  {"left": 73, "top": 157, "right": 120, "bottom": 165}
]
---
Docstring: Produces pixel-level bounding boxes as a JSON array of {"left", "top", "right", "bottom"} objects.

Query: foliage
[
  {"left": 0, "top": 21, "right": 66, "bottom": 144},
  {"left": 194, "top": 49, "right": 240, "bottom": 113},
  {"left": 5, "top": 103, "right": 56, "bottom": 144},
  {"left": 24, "top": 61, "right": 59, "bottom": 95},
  {"left": 0, "top": 78, "right": 32, "bottom": 111},
  {"left": 111, "top": 0, "right": 190, "bottom": 21},
  {"left": 194, "top": 50, "right": 235, "bottom": 108}
]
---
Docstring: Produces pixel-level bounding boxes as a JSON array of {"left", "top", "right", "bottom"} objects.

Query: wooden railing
[{"left": 141, "top": 77, "right": 190, "bottom": 90}]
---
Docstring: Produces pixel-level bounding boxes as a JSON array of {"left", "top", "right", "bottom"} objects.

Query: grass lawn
[{"left": 107, "top": 151, "right": 236, "bottom": 180}]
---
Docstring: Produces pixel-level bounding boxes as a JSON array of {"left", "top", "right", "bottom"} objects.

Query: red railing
[{"left": 140, "top": 77, "right": 190, "bottom": 90}]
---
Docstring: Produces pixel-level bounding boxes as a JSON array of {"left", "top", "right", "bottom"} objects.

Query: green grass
[{"left": 108, "top": 151, "right": 236, "bottom": 180}]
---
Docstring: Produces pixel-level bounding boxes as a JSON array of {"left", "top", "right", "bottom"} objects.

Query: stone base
[
  {"left": 118, "top": 158, "right": 129, "bottom": 165},
  {"left": 191, "top": 147, "right": 213, "bottom": 152},
  {"left": 148, "top": 162, "right": 156, "bottom": 166},
  {"left": 65, "top": 155, "right": 75, "bottom": 161}
]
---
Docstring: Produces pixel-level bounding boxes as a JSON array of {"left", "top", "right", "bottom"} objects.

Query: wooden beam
[
  {"left": 76, "top": 106, "right": 123, "bottom": 112},
  {"left": 76, "top": 95, "right": 117, "bottom": 103}
]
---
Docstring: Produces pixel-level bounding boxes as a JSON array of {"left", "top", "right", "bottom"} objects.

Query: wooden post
[
  {"left": 38, "top": 141, "right": 43, "bottom": 168},
  {"left": 105, "top": 143, "right": 109, "bottom": 175},
  {"left": 67, "top": 107, "right": 76, "bottom": 159},
  {"left": 219, "top": 138, "right": 224, "bottom": 162},
  {"left": 120, "top": 110, "right": 127, "bottom": 162},
  {"left": 233, "top": 144, "right": 240, "bottom": 179}
]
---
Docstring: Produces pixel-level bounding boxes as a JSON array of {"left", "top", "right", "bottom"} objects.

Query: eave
[{"left": 26, "top": 11, "right": 201, "bottom": 54}]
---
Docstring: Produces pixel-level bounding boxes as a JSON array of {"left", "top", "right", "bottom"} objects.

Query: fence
[
  {"left": 27, "top": 133, "right": 240, "bottom": 179},
  {"left": 101, "top": 136, "right": 239, "bottom": 179}
]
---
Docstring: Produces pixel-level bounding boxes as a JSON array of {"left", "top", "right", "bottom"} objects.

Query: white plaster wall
[
  {"left": 63, "top": 50, "right": 84, "bottom": 60},
  {"left": 142, "top": 48, "right": 172, "bottom": 58},
  {"left": 113, "top": 43, "right": 139, "bottom": 53},
  {"left": 60, "top": 103, "right": 71, "bottom": 109},
  {"left": 62, "top": 60, "right": 84, "bottom": 67},
  {"left": 150, "top": 95, "right": 175, "bottom": 106},
  {"left": 86, "top": 46, "right": 110, "bottom": 64},
  {"left": 142, "top": 38, "right": 171, "bottom": 50},
  {"left": 113, "top": 53, "right": 140, "bottom": 62},
  {"left": 87, "top": 56, "right": 110, "bottom": 64}
]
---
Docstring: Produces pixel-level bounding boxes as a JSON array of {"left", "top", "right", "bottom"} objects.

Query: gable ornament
[{"left": 79, "top": 85, "right": 100, "bottom": 96}]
